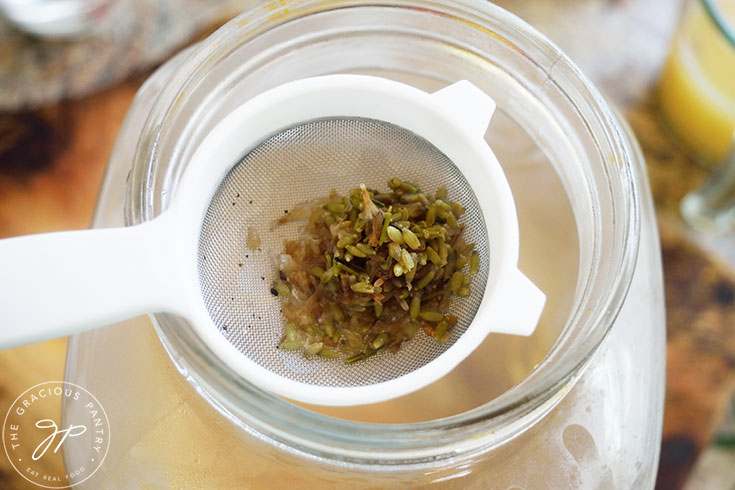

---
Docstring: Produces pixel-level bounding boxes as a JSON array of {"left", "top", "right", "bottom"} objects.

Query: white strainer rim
[{"left": 171, "top": 75, "right": 545, "bottom": 406}]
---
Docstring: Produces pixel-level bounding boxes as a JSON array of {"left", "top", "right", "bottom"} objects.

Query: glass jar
[{"left": 63, "top": 0, "right": 666, "bottom": 488}]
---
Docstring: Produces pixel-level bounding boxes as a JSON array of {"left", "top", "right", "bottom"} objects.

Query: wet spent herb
[{"left": 272, "top": 179, "right": 478, "bottom": 362}]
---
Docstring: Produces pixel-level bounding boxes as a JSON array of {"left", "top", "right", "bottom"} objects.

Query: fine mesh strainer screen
[{"left": 197, "top": 117, "right": 489, "bottom": 388}]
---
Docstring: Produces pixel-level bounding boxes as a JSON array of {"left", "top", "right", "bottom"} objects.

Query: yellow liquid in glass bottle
[{"left": 659, "top": 0, "right": 735, "bottom": 162}]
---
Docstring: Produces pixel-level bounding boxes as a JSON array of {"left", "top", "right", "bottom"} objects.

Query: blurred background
[{"left": 0, "top": 0, "right": 733, "bottom": 489}]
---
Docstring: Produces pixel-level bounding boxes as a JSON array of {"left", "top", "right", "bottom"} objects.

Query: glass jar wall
[{"left": 64, "top": 1, "right": 666, "bottom": 488}]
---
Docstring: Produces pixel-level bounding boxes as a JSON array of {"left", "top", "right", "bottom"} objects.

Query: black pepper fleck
[{"left": 270, "top": 288, "right": 278, "bottom": 296}]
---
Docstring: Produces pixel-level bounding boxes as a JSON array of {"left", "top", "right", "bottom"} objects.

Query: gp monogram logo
[{"left": 2, "top": 381, "right": 110, "bottom": 488}]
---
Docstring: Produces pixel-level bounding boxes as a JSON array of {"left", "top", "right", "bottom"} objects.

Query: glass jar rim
[
  {"left": 126, "top": 0, "right": 641, "bottom": 464},
  {"left": 702, "top": 0, "right": 735, "bottom": 47}
]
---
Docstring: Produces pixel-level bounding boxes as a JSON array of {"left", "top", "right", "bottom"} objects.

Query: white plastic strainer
[{"left": 0, "top": 75, "right": 545, "bottom": 406}]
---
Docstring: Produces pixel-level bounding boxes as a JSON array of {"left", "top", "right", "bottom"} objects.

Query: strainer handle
[{"left": 0, "top": 217, "right": 181, "bottom": 350}]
